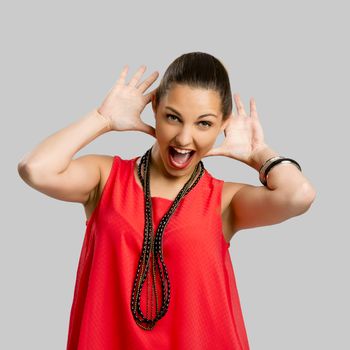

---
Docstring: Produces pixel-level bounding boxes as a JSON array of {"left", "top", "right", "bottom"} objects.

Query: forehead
[{"left": 160, "top": 84, "right": 221, "bottom": 112}]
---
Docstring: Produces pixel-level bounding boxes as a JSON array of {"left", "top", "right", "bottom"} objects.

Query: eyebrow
[{"left": 165, "top": 106, "right": 218, "bottom": 119}]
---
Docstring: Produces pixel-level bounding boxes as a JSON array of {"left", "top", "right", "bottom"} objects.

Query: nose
[{"left": 174, "top": 126, "right": 194, "bottom": 148}]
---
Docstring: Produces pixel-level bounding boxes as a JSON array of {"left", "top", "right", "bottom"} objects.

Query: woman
[{"left": 18, "top": 52, "right": 316, "bottom": 349}]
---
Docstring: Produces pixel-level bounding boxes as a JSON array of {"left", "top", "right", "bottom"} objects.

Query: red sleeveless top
[{"left": 66, "top": 155, "right": 250, "bottom": 349}]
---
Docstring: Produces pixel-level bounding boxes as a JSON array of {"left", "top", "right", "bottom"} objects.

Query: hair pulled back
[{"left": 154, "top": 52, "right": 233, "bottom": 121}]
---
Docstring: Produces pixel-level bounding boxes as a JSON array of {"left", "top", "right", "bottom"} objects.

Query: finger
[
  {"left": 234, "top": 94, "right": 247, "bottom": 116},
  {"left": 137, "top": 71, "right": 160, "bottom": 93},
  {"left": 203, "top": 146, "right": 223, "bottom": 158},
  {"left": 250, "top": 97, "right": 258, "bottom": 119},
  {"left": 144, "top": 87, "right": 158, "bottom": 102},
  {"left": 128, "top": 65, "right": 147, "bottom": 87},
  {"left": 136, "top": 120, "right": 156, "bottom": 138},
  {"left": 116, "top": 65, "right": 129, "bottom": 85}
]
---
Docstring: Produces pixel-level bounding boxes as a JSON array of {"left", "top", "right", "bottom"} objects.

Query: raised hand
[
  {"left": 203, "top": 94, "right": 268, "bottom": 165},
  {"left": 98, "top": 65, "right": 159, "bottom": 137}
]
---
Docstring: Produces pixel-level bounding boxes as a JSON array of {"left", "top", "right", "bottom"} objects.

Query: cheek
[
  {"left": 201, "top": 132, "right": 218, "bottom": 147},
  {"left": 155, "top": 123, "right": 173, "bottom": 143}
]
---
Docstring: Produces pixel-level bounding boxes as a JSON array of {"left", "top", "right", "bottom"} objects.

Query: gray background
[{"left": 2, "top": 0, "right": 348, "bottom": 348}]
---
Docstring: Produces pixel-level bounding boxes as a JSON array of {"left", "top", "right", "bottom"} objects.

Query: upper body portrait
[
  {"left": 18, "top": 51, "right": 317, "bottom": 349},
  {"left": 82, "top": 52, "right": 316, "bottom": 245}
]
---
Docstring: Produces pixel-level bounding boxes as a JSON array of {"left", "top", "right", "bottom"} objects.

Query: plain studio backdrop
[{"left": 1, "top": 0, "right": 348, "bottom": 349}]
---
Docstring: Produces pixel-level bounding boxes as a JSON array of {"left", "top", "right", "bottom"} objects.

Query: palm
[
  {"left": 98, "top": 65, "right": 159, "bottom": 137},
  {"left": 203, "top": 94, "right": 266, "bottom": 165},
  {"left": 101, "top": 78, "right": 149, "bottom": 119}
]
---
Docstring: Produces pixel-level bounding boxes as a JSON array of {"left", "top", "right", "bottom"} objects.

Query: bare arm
[
  {"left": 17, "top": 109, "right": 112, "bottom": 204},
  {"left": 205, "top": 94, "right": 316, "bottom": 239},
  {"left": 229, "top": 145, "right": 316, "bottom": 234},
  {"left": 17, "top": 65, "right": 159, "bottom": 205}
]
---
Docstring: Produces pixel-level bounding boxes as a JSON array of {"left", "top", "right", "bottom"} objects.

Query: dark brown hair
[{"left": 154, "top": 52, "right": 233, "bottom": 121}]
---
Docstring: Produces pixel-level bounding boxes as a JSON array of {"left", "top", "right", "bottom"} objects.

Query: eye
[
  {"left": 199, "top": 121, "right": 212, "bottom": 128},
  {"left": 166, "top": 114, "right": 212, "bottom": 128},
  {"left": 166, "top": 114, "right": 179, "bottom": 122}
]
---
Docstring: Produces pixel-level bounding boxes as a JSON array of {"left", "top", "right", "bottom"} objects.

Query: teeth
[{"left": 173, "top": 147, "right": 192, "bottom": 154}]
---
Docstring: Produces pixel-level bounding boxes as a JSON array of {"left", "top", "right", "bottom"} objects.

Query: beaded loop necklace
[{"left": 130, "top": 146, "right": 205, "bottom": 330}]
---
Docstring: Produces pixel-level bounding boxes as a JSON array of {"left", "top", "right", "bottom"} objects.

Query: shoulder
[
  {"left": 84, "top": 154, "right": 133, "bottom": 221},
  {"left": 204, "top": 170, "right": 248, "bottom": 212},
  {"left": 84, "top": 154, "right": 116, "bottom": 178},
  {"left": 98, "top": 155, "right": 123, "bottom": 184},
  {"left": 97, "top": 154, "right": 138, "bottom": 194},
  {"left": 205, "top": 170, "right": 246, "bottom": 200},
  {"left": 85, "top": 154, "right": 118, "bottom": 205},
  {"left": 222, "top": 181, "right": 248, "bottom": 212},
  {"left": 78, "top": 153, "right": 115, "bottom": 168}
]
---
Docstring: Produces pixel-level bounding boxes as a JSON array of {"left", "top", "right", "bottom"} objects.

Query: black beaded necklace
[{"left": 130, "top": 146, "right": 205, "bottom": 330}]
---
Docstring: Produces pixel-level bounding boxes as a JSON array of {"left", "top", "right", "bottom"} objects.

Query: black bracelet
[{"left": 260, "top": 157, "right": 302, "bottom": 186}]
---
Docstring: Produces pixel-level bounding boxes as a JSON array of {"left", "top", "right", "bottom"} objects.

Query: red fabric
[{"left": 67, "top": 155, "right": 250, "bottom": 349}]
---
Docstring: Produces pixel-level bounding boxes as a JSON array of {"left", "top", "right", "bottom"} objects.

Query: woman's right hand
[{"left": 97, "top": 65, "right": 159, "bottom": 137}]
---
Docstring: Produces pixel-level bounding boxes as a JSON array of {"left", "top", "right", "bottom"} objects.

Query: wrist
[
  {"left": 94, "top": 108, "right": 112, "bottom": 132},
  {"left": 248, "top": 144, "right": 280, "bottom": 172}
]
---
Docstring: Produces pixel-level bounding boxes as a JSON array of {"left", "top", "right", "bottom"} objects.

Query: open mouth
[{"left": 168, "top": 146, "right": 195, "bottom": 168}]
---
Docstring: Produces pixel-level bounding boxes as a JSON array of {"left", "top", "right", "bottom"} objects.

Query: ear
[
  {"left": 151, "top": 94, "right": 157, "bottom": 114},
  {"left": 220, "top": 117, "right": 230, "bottom": 132}
]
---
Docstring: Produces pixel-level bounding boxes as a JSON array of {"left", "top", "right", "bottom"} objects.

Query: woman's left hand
[{"left": 203, "top": 94, "right": 268, "bottom": 166}]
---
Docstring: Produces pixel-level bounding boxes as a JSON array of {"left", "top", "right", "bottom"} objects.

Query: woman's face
[{"left": 151, "top": 84, "right": 229, "bottom": 180}]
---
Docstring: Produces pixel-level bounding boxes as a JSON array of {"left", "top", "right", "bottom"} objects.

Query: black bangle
[{"left": 260, "top": 157, "right": 302, "bottom": 186}]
